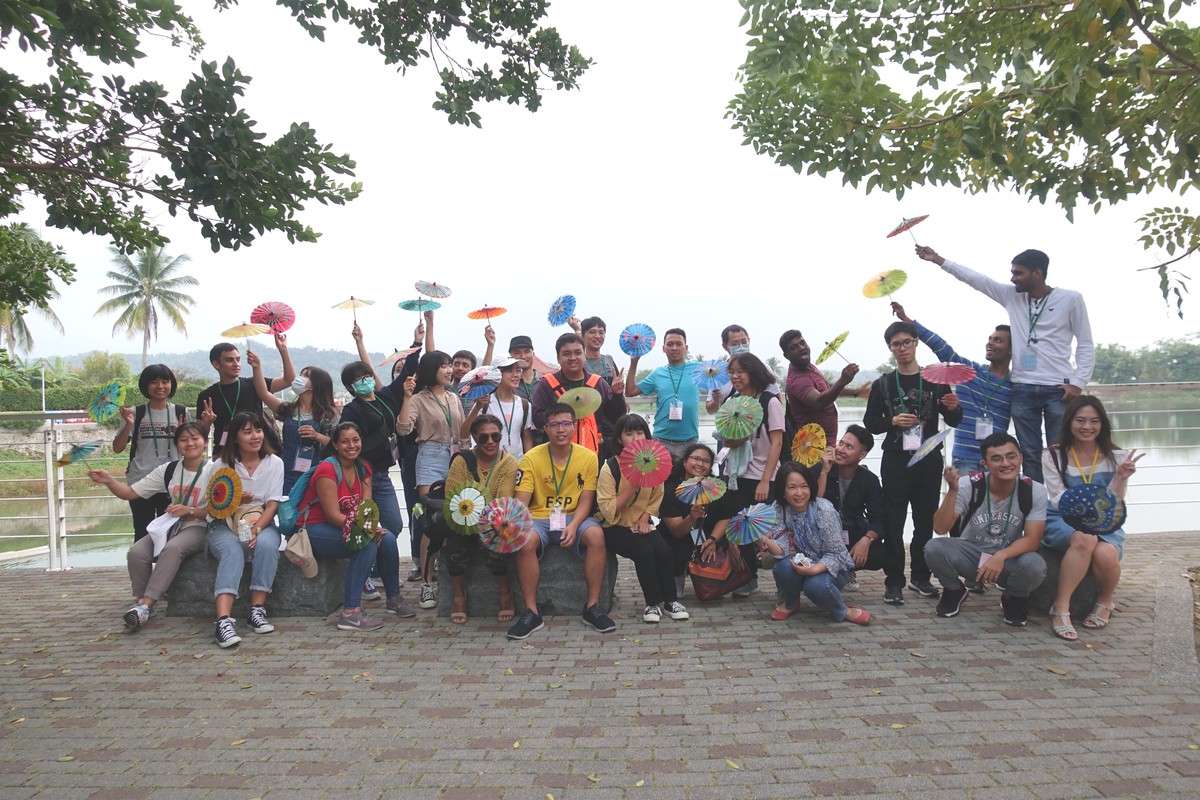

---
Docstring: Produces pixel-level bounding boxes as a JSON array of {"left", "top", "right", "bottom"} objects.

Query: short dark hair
[
  {"left": 773, "top": 461, "right": 819, "bottom": 506},
  {"left": 209, "top": 342, "right": 237, "bottom": 364},
  {"left": 1012, "top": 248, "right": 1049, "bottom": 276},
  {"left": 884, "top": 321, "right": 919, "bottom": 343},
  {"left": 544, "top": 402, "right": 576, "bottom": 422},
  {"left": 138, "top": 364, "right": 178, "bottom": 399},
  {"left": 669, "top": 443, "right": 715, "bottom": 483},
  {"left": 452, "top": 350, "right": 477, "bottom": 368},
  {"left": 995, "top": 324, "right": 1011, "bottom": 335},
  {"left": 664, "top": 327, "right": 687, "bottom": 342},
  {"left": 555, "top": 332, "right": 585, "bottom": 356},
  {"left": 172, "top": 421, "right": 207, "bottom": 444},
  {"left": 415, "top": 351, "right": 452, "bottom": 393},
  {"left": 778, "top": 330, "right": 804, "bottom": 352},
  {"left": 470, "top": 414, "right": 503, "bottom": 437},
  {"left": 844, "top": 424, "right": 874, "bottom": 453},
  {"left": 727, "top": 352, "right": 776, "bottom": 391},
  {"left": 979, "top": 431, "right": 1020, "bottom": 459},
  {"left": 721, "top": 324, "right": 747, "bottom": 346},
  {"left": 579, "top": 316, "right": 606, "bottom": 334},
  {"left": 340, "top": 361, "right": 373, "bottom": 392},
  {"left": 612, "top": 413, "right": 652, "bottom": 452}
]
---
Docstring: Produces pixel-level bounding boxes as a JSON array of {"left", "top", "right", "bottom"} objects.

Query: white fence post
[{"left": 42, "top": 427, "right": 61, "bottom": 572}]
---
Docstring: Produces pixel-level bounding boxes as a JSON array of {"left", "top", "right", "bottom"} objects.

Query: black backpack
[
  {"left": 949, "top": 472, "right": 1033, "bottom": 538},
  {"left": 128, "top": 403, "right": 188, "bottom": 461}
]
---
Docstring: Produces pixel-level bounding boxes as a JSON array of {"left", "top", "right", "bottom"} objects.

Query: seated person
[
  {"left": 816, "top": 424, "right": 887, "bottom": 592},
  {"left": 506, "top": 403, "right": 615, "bottom": 640},
  {"left": 927, "top": 433, "right": 1048, "bottom": 627},
  {"left": 656, "top": 444, "right": 718, "bottom": 599}
]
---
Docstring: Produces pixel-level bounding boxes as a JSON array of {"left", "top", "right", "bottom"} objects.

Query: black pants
[
  {"left": 661, "top": 526, "right": 699, "bottom": 578},
  {"left": 399, "top": 446, "right": 420, "bottom": 563},
  {"left": 442, "top": 534, "right": 507, "bottom": 578},
  {"left": 129, "top": 493, "right": 169, "bottom": 543},
  {"left": 847, "top": 532, "right": 889, "bottom": 572},
  {"left": 603, "top": 526, "right": 677, "bottom": 606},
  {"left": 880, "top": 449, "right": 943, "bottom": 588},
  {"left": 716, "top": 481, "right": 763, "bottom": 581}
]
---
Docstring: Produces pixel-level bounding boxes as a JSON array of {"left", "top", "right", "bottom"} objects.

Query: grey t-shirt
[
  {"left": 126, "top": 405, "right": 186, "bottom": 483},
  {"left": 954, "top": 478, "right": 1048, "bottom": 553}
]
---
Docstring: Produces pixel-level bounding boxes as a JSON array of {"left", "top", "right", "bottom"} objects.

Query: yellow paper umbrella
[
  {"left": 332, "top": 296, "right": 375, "bottom": 322},
  {"left": 815, "top": 331, "right": 850, "bottom": 366},
  {"left": 862, "top": 269, "right": 907, "bottom": 299},
  {"left": 790, "top": 423, "right": 826, "bottom": 467}
]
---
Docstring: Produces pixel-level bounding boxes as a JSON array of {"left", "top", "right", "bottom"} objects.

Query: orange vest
[{"left": 543, "top": 372, "right": 603, "bottom": 453}]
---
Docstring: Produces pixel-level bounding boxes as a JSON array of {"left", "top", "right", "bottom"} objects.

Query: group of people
[{"left": 90, "top": 243, "right": 1140, "bottom": 646}]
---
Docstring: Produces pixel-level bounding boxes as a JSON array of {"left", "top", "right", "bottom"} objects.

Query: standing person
[
  {"left": 294, "top": 421, "right": 410, "bottom": 630},
  {"left": 864, "top": 321, "right": 963, "bottom": 606},
  {"left": 89, "top": 422, "right": 211, "bottom": 630},
  {"left": 249, "top": 356, "right": 338, "bottom": 495},
  {"left": 394, "top": 315, "right": 432, "bottom": 579},
  {"left": 597, "top": 414, "right": 689, "bottom": 624},
  {"left": 195, "top": 335, "right": 295, "bottom": 450},
  {"left": 1040, "top": 396, "right": 1143, "bottom": 641},
  {"left": 778, "top": 329, "right": 861, "bottom": 444},
  {"left": 914, "top": 244, "right": 1094, "bottom": 482},
  {"left": 530, "top": 333, "right": 627, "bottom": 457},
  {"left": 504, "top": 335, "right": 541, "bottom": 403},
  {"left": 815, "top": 425, "right": 887, "bottom": 592},
  {"left": 461, "top": 357, "right": 534, "bottom": 458},
  {"left": 206, "top": 412, "right": 285, "bottom": 648},
  {"left": 568, "top": 315, "right": 620, "bottom": 387},
  {"left": 892, "top": 302, "right": 1013, "bottom": 474},
  {"left": 111, "top": 364, "right": 189, "bottom": 541},
  {"left": 657, "top": 444, "right": 718, "bottom": 599},
  {"left": 625, "top": 328, "right": 700, "bottom": 465},
  {"left": 928, "top": 433, "right": 1048, "bottom": 627},
  {"left": 704, "top": 325, "right": 780, "bottom": 413}
]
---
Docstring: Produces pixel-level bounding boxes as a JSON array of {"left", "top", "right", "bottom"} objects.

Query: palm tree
[
  {"left": 0, "top": 299, "right": 64, "bottom": 355},
  {"left": 765, "top": 356, "right": 786, "bottom": 382},
  {"left": 96, "top": 246, "right": 198, "bottom": 367}
]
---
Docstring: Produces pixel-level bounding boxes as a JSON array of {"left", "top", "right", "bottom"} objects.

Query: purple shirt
[{"left": 786, "top": 364, "right": 838, "bottom": 442}]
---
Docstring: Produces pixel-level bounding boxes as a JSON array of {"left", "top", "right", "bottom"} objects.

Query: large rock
[
  {"left": 1026, "top": 547, "right": 1100, "bottom": 618},
  {"left": 166, "top": 552, "right": 344, "bottom": 618}
]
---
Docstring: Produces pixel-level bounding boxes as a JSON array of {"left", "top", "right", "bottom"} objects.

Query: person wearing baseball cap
[{"left": 461, "top": 356, "right": 535, "bottom": 457}]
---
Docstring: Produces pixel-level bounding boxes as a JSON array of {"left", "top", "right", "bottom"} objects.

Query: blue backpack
[{"left": 277, "top": 457, "right": 365, "bottom": 535}]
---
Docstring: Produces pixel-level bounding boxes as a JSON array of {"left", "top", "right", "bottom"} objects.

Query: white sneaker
[
  {"left": 843, "top": 572, "right": 860, "bottom": 593},
  {"left": 418, "top": 583, "right": 437, "bottom": 609},
  {"left": 123, "top": 603, "right": 150, "bottom": 631},
  {"left": 642, "top": 605, "right": 662, "bottom": 623},
  {"left": 663, "top": 601, "right": 690, "bottom": 621}
]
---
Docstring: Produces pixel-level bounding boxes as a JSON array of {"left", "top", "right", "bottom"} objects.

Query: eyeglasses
[
  {"left": 889, "top": 339, "right": 918, "bottom": 350},
  {"left": 986, "top": 453, "right": 1022, "bottom": 465},
  {"left": 686, "top": 455, "right": 713, "bottom": 466},
  {"left": 477, "top": 433, "right": 503, "bottom": 443},
  {"left": 545, "top": 420, "right": 574, "bottom": 430}
]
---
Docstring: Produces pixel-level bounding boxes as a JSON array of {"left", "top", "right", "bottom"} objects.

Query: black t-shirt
[
  {"left": 197, "top": 377, "right": 272, "bottom": 448},
  {"left": 339, "top": 378, "right": 406, "bottom": 472},
  {"left": 863, "top": 370, "right": 963, "bottom": 452}
]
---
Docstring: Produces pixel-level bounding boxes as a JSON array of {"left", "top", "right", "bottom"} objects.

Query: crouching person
[{"left": 927, "top": 432, "right": 1047, "bottom": 627}]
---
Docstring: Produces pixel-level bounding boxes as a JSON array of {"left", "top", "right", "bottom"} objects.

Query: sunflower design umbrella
[
  {"left": 619, "top": 323, "right": 656, "bottom": 357},
  {"left": 862, "top": 270, "right": 907, "bottom": 299},
  {"left": 692, "top": 359, "right": 729, "bottom": 391},
  {"left": 458, "top": 366, "right": 502, "bottom": 400},
  {"left": 675, "top": 475, "right": 728, "bottom": 506},
  {"left": 714, "top": 395, "right": 763, "bottom": 440},
  {"left": 445, "top": 481, "right": 490, "bottom": 534},
  {"left": 559, "top": 386, "right": 602, "bottom": 419},
  {"left": 88, "top": 380, "right": 126, "bottom": 424},
  {"left": 332, "top": 296, "right": 374, "bottom": 322},
  {"left": 1058, "top": 483, "right": 1127, "bottom": 535},
  {"left": 726, "top": 502, "right": 778, "bottom": 546},
  {"left": 790, "top": 423, "right": 826, "bottom": 467},
  {"left": 415, "top": 280, "right": 453, "bottom": 299},
  {"left": 249, "top": 301, "right": 296, "bottom": 333},
  {"left": 921, "top": 363, "right": 975, "bottom": 385},
  {"left": 906, "top": 427, "right": 952, "bottom": 467},
  {"left": 479, "top": 497, "right": 534, "bottom": 554},
  {"left": 815, "top": 331, "right": 850, "bottom": 366},
  {"left": 467, "top": 305, "right": 507, "bottom": 323},
  {"left": 377, "top": 346, "right": 421, "bottom": 368},
  {"left": 55, "top": 439, "right": 104, "bottom": 468},
  {"left": 398, "top": 298, "right": 441, "bottom": 315},
  {"left": 887, "top": 214, "right": 929, "bottom": 241},
  {"left": 618, "top": 439, "right": 673, "bottom": 489},
  {"left": 206, "top": 467, "right": 243, "bottom": 519},
  {"left": 547, "top": 294, "right": 576, "bottom": 327}
]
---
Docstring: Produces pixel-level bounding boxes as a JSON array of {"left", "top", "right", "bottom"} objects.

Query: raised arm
[
  {"left": 352, "top": 323, "right": 382, "bottom": 387},
  {"left": 915, "top": 245, "right": 1010, "bottom": 305},
  {"left": 932, "top": 467, "right": 961, "bottom": 535},
  {"left": 624, "top": 356, "right": 643, "bottom": 397},
  {"left": 247, "top": 349, "right": 283, "bottom": 412},
  {"left": 481, "top": 325, "right": 496, "bottom": 367},
  {"left": 267, "top": 333, "right": 296, "bottom": 393}
]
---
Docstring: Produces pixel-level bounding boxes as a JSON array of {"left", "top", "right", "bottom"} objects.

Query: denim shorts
[
  {"left": 531, "top": 515, "right": 601, "bottom": 560},
  {"left": 415, "top": 441, "right": 451, "bottom": 486}
]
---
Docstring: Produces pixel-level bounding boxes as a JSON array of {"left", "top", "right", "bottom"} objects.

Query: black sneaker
[
  {"left": 1001, "top": 593, "right": 1028, "bottom": 627},
  {"left": 883, "top": 586, "right": 905, "bottom": 606},
  {"left": 215, "top": 617, "right": 241, "bottom": 648},
  {"left": 935, "top": 583, "right": 969, "bottom": 617},
  {"left": 909, "top": 579, "right": 941, "bottom": 598},
  {"left": 582, "top": 604, "right": 616, "bottom": 633},
  {"left": 965, "top": 579, "right": 987, "bottom": 594},
  {"left": 247, "top": 605, "right": 275, "bottom": 634},
  {"left": 506, "top": 610, "right": 545, "bottom": 640}
]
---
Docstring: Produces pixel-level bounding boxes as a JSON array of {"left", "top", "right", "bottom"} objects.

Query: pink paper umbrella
[{"left": 921, "top": 362, "right": 976, "bottom": 385}]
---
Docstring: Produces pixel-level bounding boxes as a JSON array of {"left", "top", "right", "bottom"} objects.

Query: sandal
[
  {"left": 1082, "top": 601, "right": 1115, "bottom": 629},
  {"left": 450, "top": 596, "right": 467, "bottom": 625},
  {"left": 845, "top": 608, "right": 871, "bottom": 626},
  {"left": 497, "top": 606, "right": 515, "bottom": 624},
  {"left": 1050, "top": 608, "right": 1077, "bottom": 641},
  {"left": 770, "top": 605, "right": 799, "bottom": 621}
]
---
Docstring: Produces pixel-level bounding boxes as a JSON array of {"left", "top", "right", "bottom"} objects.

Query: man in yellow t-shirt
[{"left": 507, "top": 403, "right": 614, "bottom": 639}]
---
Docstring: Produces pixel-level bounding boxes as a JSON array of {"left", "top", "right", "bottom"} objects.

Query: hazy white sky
[{"left": 13, "top": 1, "right": 1196, "bottom": 372}]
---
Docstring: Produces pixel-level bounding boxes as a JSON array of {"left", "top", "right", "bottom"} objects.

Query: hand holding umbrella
[
  {"left": 547, "top": 295, "right": 576, "bottom": 327},
  {"left": 332, "top": 296, "right": 374, "bottom": 323},
  {"left": 887, "top": 214, "right": 928, "bottom": 243},
  {"left": 815, "top": 331, "right": 850, "bottom": 366}
]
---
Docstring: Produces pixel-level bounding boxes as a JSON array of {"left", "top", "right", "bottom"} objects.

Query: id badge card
[
  {"left": 1021, "top": 351, "right": 1037, "bottom": 371},
  {"left": 293, "top": 456, "right": 312, "bottom": 473},
  {"left": 218, "top": 431, "right": 228, "bottom": 447},
  {"left": 388, "top": 434, "right": 400, "bottom": 462},
  {"left": 549, "top": 501, "right": 567, "bottom": 532},
  {"left": 902, "top": 424, "right": 923, "bottom": 451},
  {"left": 668, "top": 399, "right": 684, "bottom": 421},
  {"left": 978, "top": 552, "right": 992, "bottom": 570},
  {"left": 975, "top": 413, "right": 993, "bottom": 441},
  {"left": 840, "top": 529, "right": 850, "bottom": 546}
]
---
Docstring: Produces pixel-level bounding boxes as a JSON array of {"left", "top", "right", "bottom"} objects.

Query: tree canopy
[
  {"left": 0, "top": 0, "right": 589, "bottom": 274},
  {"left": 0, "top": 223, "right": 75, "bottom": 309},
  {"left": 729, "top": 0, "right": 1200, "bottom": 315}
]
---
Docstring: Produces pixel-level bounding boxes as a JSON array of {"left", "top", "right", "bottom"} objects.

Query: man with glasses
[
  {"left": 864, "top": 321, "right": 963, "bottom": 605},
  {"left": 531, "top": 333, "right": 626, "bottom": 457},
  {"left": 625, "top": 328, "right": 700, "bottom": 464},
  {"left": 926, "top": 433, "right": 1047, "bottom": 626}
]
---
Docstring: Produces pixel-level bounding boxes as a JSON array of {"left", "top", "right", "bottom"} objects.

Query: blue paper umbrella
[
  {"left": 1058, "top": 483, "right": 1127, "bottom": 535},
  {"left": 88, "top": 380, "right": 126, "bottom": 423},
  {"left": 726, "top": 502, "right": 777, "bottom": 546},
  {"left": 457, "top": 366, "right": 502, "bottom": 400},
  {"left": 398, "top": 298, "right": 441, "bottom": 313},
  {"left": 547, "top": 294, "right": 576, "bottom": 326},
  {"left": 692, "top": 359, "right": 729, "bottom": 391},
  {"left": 619, "top": 323, "right": 656, "bottom": 357}
]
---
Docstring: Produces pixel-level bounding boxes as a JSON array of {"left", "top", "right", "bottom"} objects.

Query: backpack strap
[
  {"left": 521, "top": 398, "right": 530, "bottom": 432},
  {"left": 606, "top": 456, "right": 621, "bottom": 493},
  {"left": 128, "top": 404, "right": 147, "bottom": 460},
  {"left": 1017, "top": 476, "right": 1033, "bottom": 518},
  {"left": 163, "top": 459, "right": 179, "bottom": 489},
  {"left": 451, "top": 450, "right": 481, "bottom": 482},
  {"left": 949, "top": 473, "right": 987, "bottom": 537}
]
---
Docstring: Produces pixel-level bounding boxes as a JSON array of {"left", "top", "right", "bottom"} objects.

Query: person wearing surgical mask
[
  {"left": 704, "top": 324, "right": 779, "bottom": 413},
  {"left": 250, "top": 361, "right": 339, "bottom": 494}
]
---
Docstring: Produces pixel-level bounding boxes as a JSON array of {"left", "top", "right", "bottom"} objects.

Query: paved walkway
[{"left": 2, "top": 533, "right": 1199, "bottom": 799}]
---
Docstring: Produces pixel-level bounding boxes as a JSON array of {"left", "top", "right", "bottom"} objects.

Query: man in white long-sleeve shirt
[{"left": 914, "top": 245, "right": 1094, "bottom": 483}]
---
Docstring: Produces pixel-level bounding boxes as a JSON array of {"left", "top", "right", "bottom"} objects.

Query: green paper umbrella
[{"left": 714, "top": 395, "right": 763, "bottom": 440}]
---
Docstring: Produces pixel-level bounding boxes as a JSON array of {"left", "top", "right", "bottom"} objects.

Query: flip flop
[
  {"left": 770, "top": 605, "right": 799, "bottom": 621},
  {"left": 846, "top": 608, "right": 871, "bottom": 626}
]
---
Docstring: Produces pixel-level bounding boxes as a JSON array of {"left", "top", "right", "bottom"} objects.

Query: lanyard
[
  {"left": 477, "top": 454, "right": 504, "bottom": 493},
  {"left": 1026, "top": 289, "right": 1053, "bottom": 345},
  {"left": 974, "top": 370, "right": 998, "bottom": 415},
  {"left": 433, "top": 391, "right": 454, "bottom": 433},
  {"left": 1070, "top": 447, "right": 1099, "bottom": 484},
  {"left": 789, "top": 506, "right": 815, "bottom": 556},
  {"left": 218, "top": 380, "right": 241, "bottom": 419},
  {"left": 894, "top": 370, "right": 922, "bottom": 415},
  {"left": 145, "top": 405, "right": 165, "bottom": 458},
  {"left": 497, "top": 396, "right": 516, "bottom": 440},
  {"left": 364, "top": 395, "right": 395, "bottom": 425},
  {"left": 177, "top": 459, "right": 207, "bottom": 506},
  {"left": 667, "top": 364, "right": 685, "bottom": 399},
  {"left": 984, "top": 475, "right": 1016, "bottom": 530},
  {"left": 549, "top": 447, "right": 574, "bottom": 504}
]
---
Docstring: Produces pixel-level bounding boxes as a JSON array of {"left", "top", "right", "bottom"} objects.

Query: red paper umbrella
[
  {"left": 377, "top": 346, "right": 421, "bottom": 368},
  {"left": 886, "top": 215, "right": 928, "bottom": 239},
  {"left": 921, "top": 362, "right": 976, "bottom": 385},
  {"left": 249, "top": 301, "right": 295, "bottom": 333},
  {"left": 617, "top": 439, "right": 673, "bottom": 489},
  {"left": 467, "top": 305, "right": 507, "bottom": 322}
]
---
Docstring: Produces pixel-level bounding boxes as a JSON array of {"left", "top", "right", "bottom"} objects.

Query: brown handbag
[{"left": 688, "top": 540, "right": 752, "bottom": 601}]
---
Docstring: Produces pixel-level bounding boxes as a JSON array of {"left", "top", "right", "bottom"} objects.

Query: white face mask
[
  {"left": 291, "top": 377, "right": 311, "bottom": 395},
  {"left": 729, "top": 343, "right": 751, "bottom": 356}
]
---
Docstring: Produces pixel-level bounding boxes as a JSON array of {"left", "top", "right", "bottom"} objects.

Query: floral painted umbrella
[
  {"left": 790, "top": 423, "right": 826, "bottom": 467},
  {"left": 458, "top": 366, "right": 502, "bottom": 400},
  {"left": 445, "top": 481, "right": 490, "bottom": 534},
  {"left": 206, "top": 467, "right": 243, "bottom": 520},
  {"left": 332, "top": 296, "right": 374, "bottom": 322},
  {"left": 726, "top": 502, "right": 777, "bottom": 546},
  {"left": 479, "top": 497, "right": 534, "bottom": 554},
  {"left": 714, "top": 395, "right": 763, "bottom": 440},
  {"left": 618, "top": 439, "right": 673, "bottom": 489},
  {"left": 886, "top": 214, "right": 929, "bottom": 242},
  {"left": 467, "top": 305, "right": 507, "bottom": 323},
  {"left": 415, "top": 280, "right": 453, "bottom": 299},
  {"left": 862, "top": 270, "right": 907, "bottom": 299},
  {"left": 249, "top": 301, "right": 296, "bottom": 333},
  {"left": 88, "top": 380, "right": 126, "bottom": 424},
  {"left": 619, "top": 323, "right": 656, "bottom": 357},
  {"left": 559, "top": 386, "right": 602, "bottom": 419},
  {"left": 921, "top": 362, "right": 976, "bottom": 385},
  {"left": 1059, "top": 483, "right": 1127, "bottom": 535},
  {"left": 815, "top": 331, "right": 850, "bottom": 366},
  {"left": 692, "top": 359, "right": 729, "bottom": 391},
  {"left": 547, "top": 294, "right": 576, "bottom": 327},
  {"left": 906, "top": 427, "right": 953, "bottom": 468},
  {"left": 377, "top": 346, "right": 421, "bottom": 368},
  {"left": 675, "top": 475, "right": 727, "bottom": 506},
  {"left": 398, "top": 298, "right": 441, "bottom": 315},
  {"left": 55, "top": 439, "right": 104, "bottom": 468}
]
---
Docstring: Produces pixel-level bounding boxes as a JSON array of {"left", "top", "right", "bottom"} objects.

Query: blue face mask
[
  {"left": 351, "top": 376, "right": 376, "bottom": 396},
  {"left": 729, "top": 343, "right": 751, "bottom": 356}
]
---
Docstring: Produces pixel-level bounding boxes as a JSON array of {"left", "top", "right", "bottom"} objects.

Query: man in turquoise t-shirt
[{"left": 625, "top": 328, "right": 700, "bottom": 465}]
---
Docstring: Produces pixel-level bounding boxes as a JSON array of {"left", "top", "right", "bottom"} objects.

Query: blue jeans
[
  {"left": 1010, "top": 383, "right": 1065, "bottom": 483},
  {"left": 208, "top": 525, "right": 282, "bottom": 598},
  {"left": 772, "top": 558, "right": 850, "bottom": 621},
  {"left": 305, "top": 522, "right": 401, "bottom": 610},
  {"left": 371, "top": 471, "right": 404, "bottom": 540}
]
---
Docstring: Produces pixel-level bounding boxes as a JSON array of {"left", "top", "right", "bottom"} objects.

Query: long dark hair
[
  {"left": 1052, "top": 395, "right": 1119, "bottom": 468},
  {"left": 220, "top": 412, "right": 274, "bottom": 464},
  {"left": 667, "top": 443, "right": 716, "bottom": 485},
  {"left": 414, "top": 350, "right": 452, "bottom": 393},
  {"left": 610, "top": 414, "right": 652, "bottom": 455},
  {"left": 728, "top": 352, "right": 776, "bottom": 394},
  {"left": 277, "top": 367, "right": 337, "bottom": 422}
]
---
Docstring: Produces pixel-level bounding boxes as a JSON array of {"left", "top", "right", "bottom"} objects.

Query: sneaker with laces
[
  {"left": 123, "top": 603, "right": 150, "bottom": 631},
  {"left": 506, "top": 610, "right": 545, "bottom": 640},
  {"left": 418, "top": 582, "right": 437, "bottom": 609},
  {"left": 884, "top": 586, "right": 905, "bottom": 605},
  {"left": 582, "top": 604, "right": 616, "bottom": 633},
  {"left": 642, "top": 605, "right": 662, "bottom": 623},
  {"left": 909, "top": 579, "right": 941, "bottom": 598},
  {"left": 247, "top": 605, "right": 275, "bottom": 634},
  {"left": 361, "top": 577, "right": 381, "bottom": 601},
  {"left": 406, "top": 568, "right": 422, "bottom": 582},
  {"left": 935, "top": 582, "right": 969, "bottom": 617},
  {"left": 732, "top": 577, "right": 758, "bottom": 598},
  {"left": 215, "top": 617, "right": 241, "bottom": 648},
  {"left": 386, "top": 595, "right": 417, "bottom": 618},
  {"left": 1001, "top": 593, "right": 1029, "bottom": 627},
  {"left": 663, "top": 601, "right": 690, "bottom": 621},
  {"left": 337, "top": 608, "right": 384, "bottom": 631},
  {"left": 843, "top": 572, "right": 860, "bottom": 593}
]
